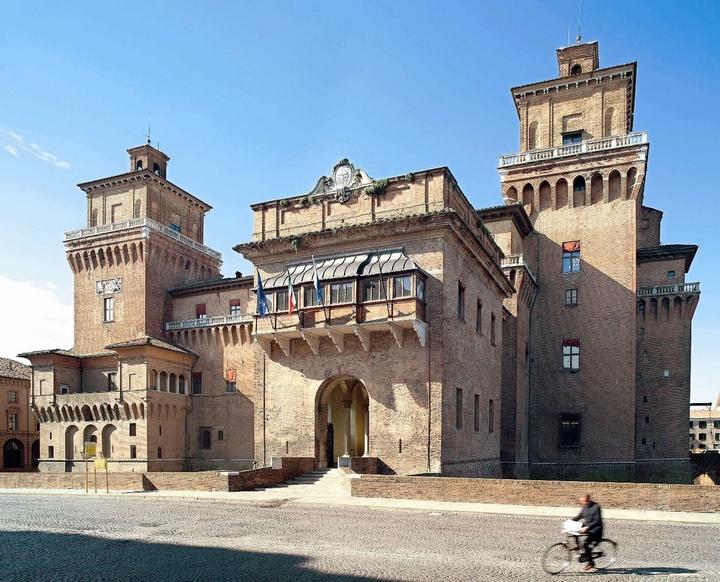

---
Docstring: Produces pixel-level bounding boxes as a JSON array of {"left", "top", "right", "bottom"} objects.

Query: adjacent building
[
  {"left": 689, "top": 398, "right": 720, "bottom": 453},
  {"left": 21, "top": 40, "right": 700, "bottom": 482},
  {"left": 0, "top": 358, "right": 38, "bottom": 471}
]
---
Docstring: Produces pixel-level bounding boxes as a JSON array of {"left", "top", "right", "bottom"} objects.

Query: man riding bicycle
[{"left": 572, "top": 493, "right": 604, "bottom": 571}]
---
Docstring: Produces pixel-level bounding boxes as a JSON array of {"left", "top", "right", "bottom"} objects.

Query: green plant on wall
[
  {"left": 279, "top": 199, "right": 290, "bottom": 208},
  {"left": 291, "top": 236, "right": 302, "bottom": 252},
  {"left": 364, "top": 179, "right": 389, "bottom": 198}
]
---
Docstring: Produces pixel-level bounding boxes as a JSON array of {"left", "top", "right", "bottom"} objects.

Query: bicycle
[{"left": 541, "top": 530, "right": 618, "bottom": 575}]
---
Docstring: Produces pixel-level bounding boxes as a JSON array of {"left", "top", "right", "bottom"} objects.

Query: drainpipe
[
  {"left": 426, "top": 320, "right": 432, "bottom": 474},
  {"left": 526, "top": 233, "right": 540, "bottom": 474},
  {"left": 185, "top": 353, "right": 199, "bottom": 471},
  {"left": 117, "top": 356, "right": 123, "bottom": 401},
  {"left": 262, "top": 353, "right": 267, "bottom": 467}
]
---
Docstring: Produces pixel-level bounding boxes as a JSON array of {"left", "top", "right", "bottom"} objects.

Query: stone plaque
[{"left": 96, "top": 278, "right": 122, "bottom": 295}]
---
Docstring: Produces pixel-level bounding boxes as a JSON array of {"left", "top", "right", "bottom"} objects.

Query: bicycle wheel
[
  {"left": 541, "top": 542, "right": 572, "bottom": 575},
  {"left": 592, "top": 538, "right": 618, "bottom": 570}
]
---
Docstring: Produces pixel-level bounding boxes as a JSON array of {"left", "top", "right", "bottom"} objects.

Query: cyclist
[{"left": 572, "top": 493, "right": 604, "bottom": 571}]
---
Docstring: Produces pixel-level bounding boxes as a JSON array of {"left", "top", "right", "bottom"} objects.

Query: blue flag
[
  {"left": 312, "top": 255, "right": 323, "bottom": 305},
  {"left": 256, "top": 270, "right": 269, "bottom": 317}
]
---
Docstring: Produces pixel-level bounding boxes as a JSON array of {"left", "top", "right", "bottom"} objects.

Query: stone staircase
[{"left": 254, "top": 468, "right": 354, "bottom": 498}]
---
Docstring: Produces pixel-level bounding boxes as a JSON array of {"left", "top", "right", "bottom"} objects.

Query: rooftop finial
[
  {"left": 146, "top": 113, "right": 151, "bottom": 145},
  {"left": 576, "top": 0, "right": 582, "bottom": 44}
]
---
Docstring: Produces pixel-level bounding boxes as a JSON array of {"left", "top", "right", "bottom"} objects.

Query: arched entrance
[
  {"left": 31, "top": 440, "right": 40, "bottom": 470},
  {"left": 3, "top": 439, "right": 24, "bottom": 470},
  {"left": 315, "top": 376, "right": 369, "bottom": 468},
  {"left": 101, "top": 424, "right": 116, "bottom": 458}
]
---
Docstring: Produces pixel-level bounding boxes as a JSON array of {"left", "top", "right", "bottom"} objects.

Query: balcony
[
  {"left": 498, "top": 131, "right": 648, "bottom": 168},
  {"left": 254, "top": 299, "right": 428, "bottom": 356},
  {"left": 166, "top": 314, "right": 253, "bottom": 331},
  {"left": 64, "top": 217, "right": 222, "bottom": 261},
  {"left": 638, "top": 282, "right": 700, "bottom": 297},
  {"left": 500, "top": 254, "right": 537, "bottom": 284}
]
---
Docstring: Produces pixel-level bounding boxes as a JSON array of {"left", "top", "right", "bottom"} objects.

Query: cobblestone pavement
[{"left": 1, "top": 494, "right": 718, "bottom": 581}]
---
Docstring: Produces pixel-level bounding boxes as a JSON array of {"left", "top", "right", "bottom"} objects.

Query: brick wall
[
  {"left": 351, "top": 474, "right": 720, "bottom": 512},
  {"left": 0, "top": 471, "right": 144, "bottom": 491}
]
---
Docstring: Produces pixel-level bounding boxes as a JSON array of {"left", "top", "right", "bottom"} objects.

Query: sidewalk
[{"left": 2, "top": 487, "right": 718, "bottom": 525}]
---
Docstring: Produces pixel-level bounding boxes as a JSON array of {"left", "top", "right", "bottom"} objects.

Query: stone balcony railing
[
  {"left": 500, "top": 253, "right": 537, "bottom": 284},
  {"left": 166, "top": 314, "right": 253, "bottom": 331},
  {"left": 254, "top": 298, "right": 428, "bottom": 356},
  {"left": 637, "top": 282, "right": 700, "bottom": 297},
  {"left": 64, "top": 217, "right": 222, "bottom": 261},
  {"left": 498, "top": 131, "right": 648, "bottom": 168}
]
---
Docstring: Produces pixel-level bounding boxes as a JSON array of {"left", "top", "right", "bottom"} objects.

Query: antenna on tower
[
  {"left": 576, "top": 0, "right": 582, "bottom": 44},
  {"left": 146, "top": 113, "right": 151, "bottom": 145}
]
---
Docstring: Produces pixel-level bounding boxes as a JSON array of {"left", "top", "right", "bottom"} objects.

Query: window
[
  {"left": 488, "top": 399, "right": 494, "bottom": 433},
  {"left": 59, "top": 384, "right": 69, "bottom": 395},
  {"left": 136, "top": 160, "right": 143, "bottom": 171},
  {"left": 157, "top": 447, "right": 163, "bottom": 459},
  {"left": 362, "top": 279, "right": 383, "bottom": 302},
  {"left": 475, "top": 301, "right": 483, "bottom": 334},
  {"left": 562, "top": 340, "right": 580, "bottom": 370},
  {"left": 274, "top": 289, "right": 289, "bottom": 312},
  {"left": 200, "top": 428, "right": 212, "bottom": 449},
  {"left": 48, "top": 446, "right": 54, "bottom": 459},
  {"left": 416, "top": 278, "right": 426, "bottom": 302},
  {"left": 8, "top": 413, "right": 18, "bottom": 431},
  {"left": 455, "top": 389, "right": 463, "bottom": 429},
  {"left": 169, "top": 223, "right": 182, "bottom": 233},
  {"left": 474, "top": 395, "right": 480, "bottom": 431},
  {"left": 457, "top": 283, "right": 465, "bottom": 320},
  {"left": 178, "top": 375, "right": 186, "bottom": 395},
  {"left": 490, "top": 313, "right": 497, "bottom": 346},
  {"left": 699, "top": 421, "right": 707, "bottom": 429},
  {"left": 641, "top": 438, "right": 647, "bottom": 445},
  {"left": 226, "top": 381, "right": 237, "bottom": 393},
  {"left": 715, "top": 433, "right": 720, "bottom": 442},
  {"left": 229, "top": 299, "right": 242, "bottom": 316},
  {"left": 133, "top": 199, "right": 142, "bottom": 219},
  {"left": 192, "top": 372, "right": 203, "bottom": 395},
  {"left": 689, "top": 421, "right": 694, "bottom": 428},
  {"left": 129, "top": 423, "right": 136, "bottom": 437},
  {"left": 570, "top": 64, "right": 582, "bottom": 76},
  {"left": 330, "top": 282, "right": 353, "bottom": 304},
  {"left": 159, "top": 425, "right": 162, "bottom": 436},
  {"left": 643, "top": 395, "right": 648, "bottom": 403},
  {"left": 218, "top": 430, "right": 224, "bottom": 441},
  {"left": 560, "top": 413, "right": 581, "bottom": 448},
  {"left": 195, "top": 303, "right": 207, "bottom": 319},
  {"left": 699, "top": 444, "right": 707, "bottom": 450},
  {"left": 107, "top": 372, "right": 117, "bottom": 391},
  {"left": 714, "top": 421, "right": 720, "bottom": 429},
  {"left": 130, "top": 445, "right": 137, "bottom": 459},
  {"left": 645, "top": 416, "right": 650, "bottom": 424},
  {"left": 562, "top": 241, "right": 581, "bottom": 273},
  {"left": 667, "top": 270, "right": 676, "bottom": 278},
  {"left": 563, "top": 131, "right": 582, "bottom": 145},
  {"left": 103, "top": 297, "right": 114, "bottom": 322},
  {"left": 699, "top": 433, "right": 707, "bottom": 441},
  {"left": 663, "top": 369, "right": 670, "bottom": 378},
  {"left": 393, "top": 275, "right": 412, "bottom": 299},
  {"left": 565, "top": 289, "right": 578, "bottom": 306},
  {"left": 303, "top": 286, "right": 319, "bottom": 307},
  {"left": 8, "top": 391, "right": 17, "bottom": 403}
]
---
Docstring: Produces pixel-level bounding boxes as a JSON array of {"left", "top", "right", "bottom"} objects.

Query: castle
[{"left": 21, "top": 41, "right": 699, "bottom": 482}]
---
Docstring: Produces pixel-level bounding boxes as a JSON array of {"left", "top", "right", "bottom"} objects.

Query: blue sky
[{"left": 1, "top": 0, "right": 718, "bottom": 401}]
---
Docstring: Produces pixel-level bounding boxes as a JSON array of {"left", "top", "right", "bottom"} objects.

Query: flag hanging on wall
[
  {"left": 288, "top": 270, "right": 297, "bottom": 314},
  {"left": 256, "top": 269, "right": 269, "bottom": 317},
  {"left": 311, "top": 255, "right": 324, "bottom": 305}
]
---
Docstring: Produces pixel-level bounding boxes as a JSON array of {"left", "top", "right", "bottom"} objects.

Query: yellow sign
[
  {"left": 94, "top": 457, "right": 107, "bottom": 470},
  {"left": 84, "top": 442, "right": 96, "bottom": 458}
]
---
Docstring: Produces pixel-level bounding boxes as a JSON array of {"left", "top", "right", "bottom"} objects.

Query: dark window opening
[
  {"left": 456, "top": 388, "right": 463, "bottom": 430},
  {"left": 570, "top": 64, "right": 582, "bottom": 76},
  {"left": 474, "top": 394, "right": 480, "bottom": 432},
  {"left": 488, "top": 399, "right": 494, "bottom": 433},
  {"left": 195, "top": 303, "right": 207, "bottom": 319},
  {"left": 457, "top": 283, "right": 465, "bottom": 320},
  {"left": 129, "top": 423, "right": 136, "bottom": 437},
  {"left": 565, "top": 289, "right": 578, "bottom": 306},
  {"left": 192, "top": 372, "right": 203, "bottom": 395},
  {"left": 563, "top": 131, "right": 583, "bottom": 145},
  {"left": 560, "top": 413, "right": 581, "bottom": 448},
  {"left": 200, "top": 428, "right": 212, "bottom": 449}
]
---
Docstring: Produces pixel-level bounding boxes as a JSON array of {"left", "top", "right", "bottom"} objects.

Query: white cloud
[
  {"left": 0, "top": 276, "right": 73, "bottom": 362},
  {"left": 0, "top": 128, "right": 70, "bottom": 169}
]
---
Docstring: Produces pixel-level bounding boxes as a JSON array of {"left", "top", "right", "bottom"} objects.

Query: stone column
[
  {"left": 363, "top": 405, "right": 370, "bottom": 457},
  {"left": 342, "top": 399, "right": 352, "bottom": 457}
]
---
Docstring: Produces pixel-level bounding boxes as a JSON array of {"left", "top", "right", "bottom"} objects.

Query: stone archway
[
  {"left": 3, "top": 439, "right": 24, "bottom": 470},
  {"left": 315, "top": 376, "right": 369, "bottom": 468}
]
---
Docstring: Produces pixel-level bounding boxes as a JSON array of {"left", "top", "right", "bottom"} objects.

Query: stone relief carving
[
  {"left": 96, "top": 278, "right": 122, "bottom": 295},
  {"left": 307, "top": 159, "right": 374, "bottom": 204}
]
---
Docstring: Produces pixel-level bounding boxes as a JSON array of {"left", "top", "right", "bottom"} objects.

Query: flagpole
[
  {"left": 256, "top": 267, "right": 275, "bottom": 333},
  {"left": 312, "top": 254, "right": 329, "bottom": 324}
]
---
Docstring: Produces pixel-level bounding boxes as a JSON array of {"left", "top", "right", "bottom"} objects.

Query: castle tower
[
  {"left": 496, "top": 41, "right": 698, "bottom": 482},
  {"left": 65, "top": 145, "right": 221, "bottom": 353}
]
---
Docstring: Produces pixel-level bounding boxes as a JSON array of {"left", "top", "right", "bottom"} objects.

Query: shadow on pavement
[
  {"left": 0, "top": 530, "right": 379, "bottom": 581},
  {"left": 599, "top": 567, "right": 699, "bottom": 576}
]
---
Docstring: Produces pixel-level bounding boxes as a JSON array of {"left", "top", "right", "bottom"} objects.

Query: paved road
[{"left": 0, "top": 494, "right": 718, "bottom": 581}]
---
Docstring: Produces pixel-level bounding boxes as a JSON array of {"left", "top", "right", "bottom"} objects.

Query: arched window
[
  {"left": 133, "top": 199, "right": 142, "bottom": 219},
  {"left": 200, "top": 428, "right": 211, "bottom": 450},
  {"left": 539, "top": 181, "right": 551, "bottom": 211},
  {"left": 522, "top": 183, "right": 534, "bottom": 214},
  {"left": 638, "top": 300, "right": 646, "bottom": 321},
  {"left": 573, "top": 176, "right": 586, "bottom": 207},
  {"left": 627, "top": 167, "right": 638, "bottom": 198},
  {"left": 505, "top": 186, "right": 518, "bottom": 203},
  {"left": 528, "top": 121, "right": 538, "bottom": 150},
  {"left": 153, "top": 162, "right": 160, "bottom": 174},
  {"left": 90, "top": 209, "right": 98, "bottom": 227},
  {"left": 650, "top": 298, "right": 658, "bottom": 320},
  {"left": 150, "top": 370, "right": 157, "bottom": 390},
  {"left": 662, "top": 297, "right": 670, "bottom": 320},
  {"left": 608, "top": 170, "right": 621, "bottom": 202},
  {"left": 555, "top": 178, "right": 568, "bottom": 209},
  {"left": 604, "top": 107, "right": 614, "bottom": 137},
  {"left": 136, "top": 160, "right": 143, "bottom": 171},
  {"left": 590, "top": 174, "right": 603, "bottom": 205},
  {"left": 169, "top": 373, "right": 177, "bottom": 393},
  {"left": 159, "top": 371, "right": 168, "bottom": 392},
  {"left": 571, "top": 64, "right": 582, "bottom": 76},
  {"left": 178, "top": 375, "right": 186, "bottom": 395}
]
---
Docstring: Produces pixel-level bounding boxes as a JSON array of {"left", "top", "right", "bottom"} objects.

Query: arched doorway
[
  {"left": 3, "top": 439, "right": 24, "bottom": 470},
  {"left": 315, "top": 376, "right": 369, "bottom": 468},
  {"left": 31, "top": 440, "right": 40, "bottom": 470},
  {"left": 101, "top": 425, "right": 117, "bottom": 458}
]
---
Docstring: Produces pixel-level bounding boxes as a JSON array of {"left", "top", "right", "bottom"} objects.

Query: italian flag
[{"left": 288, "top": 272, "right": 297, "bottom": 314}]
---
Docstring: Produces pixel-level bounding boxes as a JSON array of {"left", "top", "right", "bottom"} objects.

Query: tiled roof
[
  {"left": 0, "top": 357, "right": 31, "bottom": 381},
  {"left": 104, "top": 336, "right": 196, "bottom": 356},
  {"left": 169, "top": 275, "right": 253, "bottom": 296}
]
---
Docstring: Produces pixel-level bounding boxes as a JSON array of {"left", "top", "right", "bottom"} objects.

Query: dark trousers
[{"left": 581, "top": 533, "right": 602, "bottom": 565}]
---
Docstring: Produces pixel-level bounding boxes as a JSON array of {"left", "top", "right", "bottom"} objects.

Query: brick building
[
  {"left": 21, "top": 40, "right": 699, "bottom": 482},
  {"left": 0, "top": 358, "right": 38, "bottom": 471}
]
